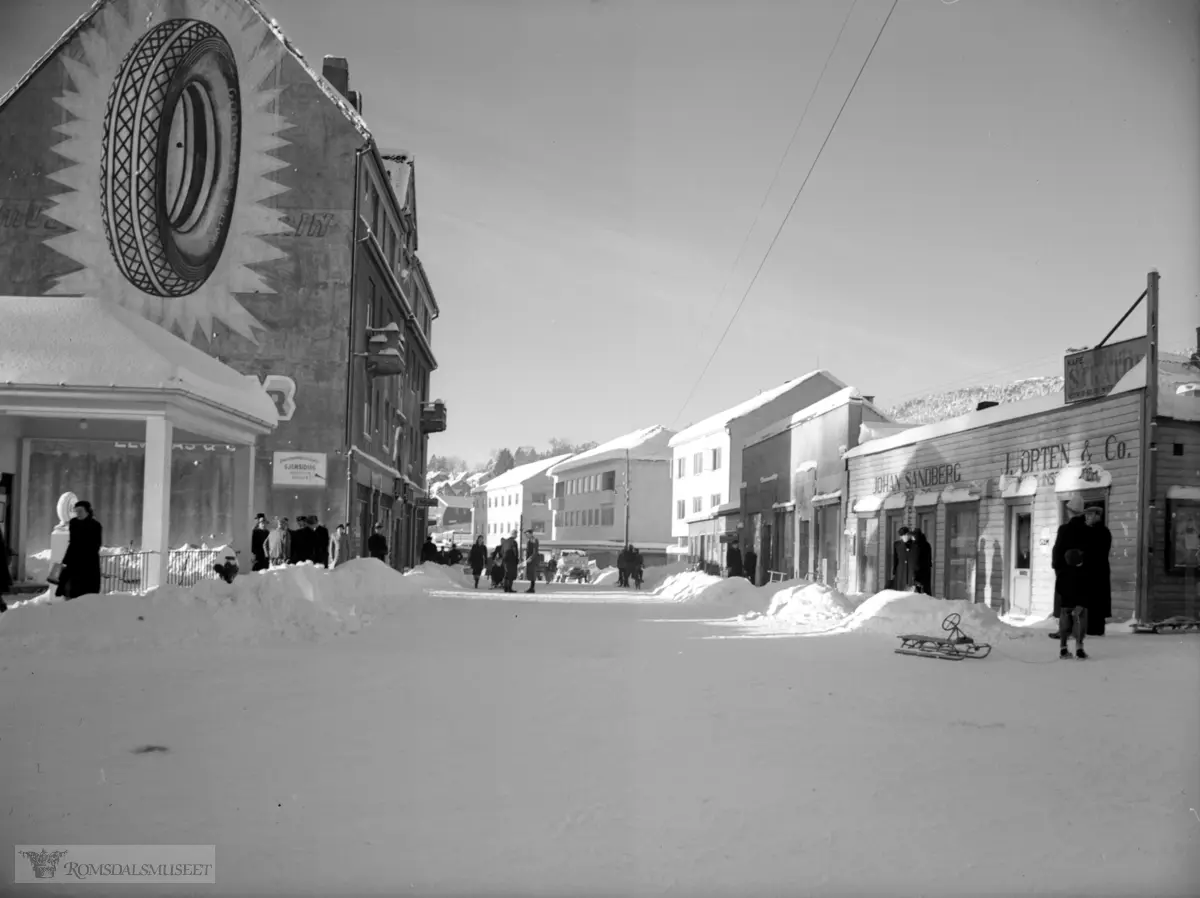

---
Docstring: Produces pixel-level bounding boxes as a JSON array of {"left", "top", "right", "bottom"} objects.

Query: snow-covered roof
[
  {"left": 438, "top": 495, "right": 473, "bottom": 509},
  {"left": 0, "top": 296, "right": 278, "bottom": 427},
  {"left": 744, "top": 387, "right": 890, "bottom": 449},
  {"left": 0, "top": 0, "right": 371, "bottom": 141},
  {"left": 479, "top": 454, "right": 574, "bottom": 491},
  {"left": 669, "top": 370, "right": 848, "bottom": 448},
  {"left": 547, "top": 426, "right": 675, "bottom": 476},
  {"left": 845, "top": 354, "right": 1198, "bottom": 458}
]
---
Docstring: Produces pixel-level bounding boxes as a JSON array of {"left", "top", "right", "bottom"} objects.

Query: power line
[
  {"left": 691, "top": 0, "right": 860, "bottom": 341},
  {"left": 671, "top": 0, "right": 899, "bottom": 428}
]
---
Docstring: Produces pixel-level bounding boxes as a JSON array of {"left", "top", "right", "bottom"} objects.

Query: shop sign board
[
  {"left": 272, "top": 452, "right": 327, "bottom": 487},
  {"left": 1064, "top": 337, "right": 1145, "bottom": 404}
]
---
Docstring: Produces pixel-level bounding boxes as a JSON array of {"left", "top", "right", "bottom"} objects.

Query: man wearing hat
[
  {"left": 1052, "top": 497, "right": 1094, "bottom": 659},
  {"left": 1081, "top": 503, "right": 1112, "bottom": 636}
]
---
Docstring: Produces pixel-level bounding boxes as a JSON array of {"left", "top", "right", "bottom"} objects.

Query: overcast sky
[{"left": 3, "top": 0, "right": 1197, "bottom": 466}]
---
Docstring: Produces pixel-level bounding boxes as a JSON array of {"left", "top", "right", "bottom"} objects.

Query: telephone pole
[{"left": 623, "top": 449, "right": 631, "bottom": 546}]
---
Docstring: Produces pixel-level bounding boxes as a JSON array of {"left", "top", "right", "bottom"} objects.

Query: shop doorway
[
  {"left": 884, "top": 510, "right": 905, "bottom": 585},
  {"left": 945, "top": 503, "right": 979, "bottom": 602},
  {"left": 856, "top": 516, "right": 877, "bottom": 595},
  {"left": 759, "top": 519, "right": 772, "bottom": 585},
  {"left": 915, "top": 508, "right": 936, "bottom": 596},
  {"left": 815, "top": 503, "right": 840, "bottom": 586},
  {"left": 796, "top": 520, "right": 810, "bottom": 579},
  {"left": 1007, "top": 503, "right": 1034, "bottom": 615},
  {"left": 776, "top": 509, "right": 795, "bottom": 580}
]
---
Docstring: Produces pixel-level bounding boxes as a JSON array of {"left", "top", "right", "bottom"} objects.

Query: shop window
[
  {"left": 944, "top": 504, "right": 979, "bottom": 602},
  {"left": 1167, "top": 497, "right": 1200, "bottom": 572}
]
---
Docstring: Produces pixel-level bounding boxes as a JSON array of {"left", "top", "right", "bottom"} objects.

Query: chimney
[
  {"left": 348, "top": 90, "right": 362, "bottom": 114},
  {"left": 976, "top": 401, "right": 1000, "bottom": 411},
  {"left": 322, "top": 55, "right": 349, "bottom": 99}
]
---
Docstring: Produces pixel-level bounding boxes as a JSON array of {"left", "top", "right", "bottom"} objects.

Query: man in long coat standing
[
  {"left": 1052, "top": 498, "right": 1092, "bottom": 659},
  {"left": 1082, "top": 505, "right": 1112, "bottom": 636},
  {"left": 523, "top": 529, "right": 541, "bottom": 594}
]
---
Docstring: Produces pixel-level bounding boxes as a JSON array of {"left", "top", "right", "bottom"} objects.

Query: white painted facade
[
  {"left": 471, "top": 454, "right": 571, "bottom": 549},
  {"left": 668, "top": 370, "right": 848, "bottom": 539}
]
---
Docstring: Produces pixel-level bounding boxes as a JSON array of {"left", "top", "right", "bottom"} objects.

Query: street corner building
[
  {"left": 0, "top": 0, "right": 448, "bottom": 579},
  {"left": 840, "top": 347, "right": 1200, "bottom": 624},
  {"left": 738, "top": 386, "right": 894, "bottom": 588},
  {"left": 546, "top": 425, "right": 677, "bottom": 569},
  {"left": 668, "top": 369, "right": 850, "bottom": 575}
]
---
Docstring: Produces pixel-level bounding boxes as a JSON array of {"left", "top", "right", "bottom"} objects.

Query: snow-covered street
[{"left": 2, "top": 565, "right": 1198, "bottom": 896}]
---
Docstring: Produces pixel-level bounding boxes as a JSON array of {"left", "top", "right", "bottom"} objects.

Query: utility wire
[
  {"left": 692, "top": 0, "right": 860, "bottom": 341},
  {"left": 671, "top": 0, "right": 899, "bottom": 428}
]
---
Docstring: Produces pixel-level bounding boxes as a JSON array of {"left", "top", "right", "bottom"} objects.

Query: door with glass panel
[
  {"left": 945, "top": 504, "right": 979, "bottom": 602},
  {"left": 1008, "top": 504, "right": 1033, "bottom": 615}
]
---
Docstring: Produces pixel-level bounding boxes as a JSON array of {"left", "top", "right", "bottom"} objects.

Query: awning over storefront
[
  {"left": 998, "top": 474, "right": 1039, "bottom": 499},
  {"left": 882, "top": 493, "right": 907, "bottom": 510},
  {"left": 941, "top": 487, "right": 982, "bottom": 504},
  {"left": 1054, "top": 464, "right": 1112, "bottom": 492},
  {"left": 852, "top": 495, "right": 883, "bottom": 514},
  {"left": 812, "top": 490, "right": 842, "bottom": 506},
  {"left": 913, "top": 491, "right": 940, "bottom": 507}
]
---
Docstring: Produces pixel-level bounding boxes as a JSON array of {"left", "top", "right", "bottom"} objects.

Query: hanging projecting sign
[
  {"left": 272, "top": 452, "right": 327, "bottom": 487},
  {"left": 1064, "top": 337, "right": 1145, "bottom": 403}
]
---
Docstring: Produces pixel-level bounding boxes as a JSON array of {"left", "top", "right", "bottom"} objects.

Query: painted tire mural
[{"left": 100, "top": 19, "right": 242, "bottom": 298}]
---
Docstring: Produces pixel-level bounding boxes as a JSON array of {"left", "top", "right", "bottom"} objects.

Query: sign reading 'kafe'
[
  {"left": 272, "top": 452, "right": 327, "bottom": 487},
  {"left": 1064, "top": 337, "right": 1145, "bottom": 403}
]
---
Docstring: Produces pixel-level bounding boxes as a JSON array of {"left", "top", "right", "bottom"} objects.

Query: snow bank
[
  {"left": 592, "top": 567, "right": 619, "bottom": 586},
  {"left": 739, "top": 582, "right": 861, "bottom": 628},
  {"left": 402, "top": 561, "right": 473, "bottom": 590},
  {"left": 0, "top": 559, "right": 423, "bottom": 654},
  {"left": 642, "top": 560, "right": 687, "bottom": 590},
  {"left": 652, "top": 570, "right": 771, "bottom": 616},
  {"left": 830, "top": 590, "right": 1035, "bottom": 644}
]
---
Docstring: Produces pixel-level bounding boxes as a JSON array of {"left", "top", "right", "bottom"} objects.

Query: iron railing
[{"left": 99, "top": 549, "right": 225, "bottom": 593}]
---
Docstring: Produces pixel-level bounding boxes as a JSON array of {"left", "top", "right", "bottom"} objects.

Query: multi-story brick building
[{"left": 0, "top": 0, "right": 446, "bottom": 568}]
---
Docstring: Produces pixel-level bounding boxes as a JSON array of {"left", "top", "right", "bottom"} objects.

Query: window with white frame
[
  {"left": 531, "top": 492, "right": 547, "bottom": 506},
  {"left": 676, "top": 499, "right": 686, "bottom": 519},
  {"left": 602, "top": 470, "right": 616, "bottom": 491},
  {"left": 693, "top": 452, "right": 703, "bottom": 474},
  {"left": 601, "top": 506, "right": 614, "bottom": 526},
  {"left": 692, "top": 496, "right": 703, "bottom": 513},
  {"left": 677, "top": 457, "right": 685, "bottom": 478},
  {"left": 710, "top": 493, "right": 721, "bottom": 507},
  {"left": 710, "top": 447, "right": 722, "bottom": 470},
  {"left": 532, "top": 521, "right": 546, "bottom": 534}
]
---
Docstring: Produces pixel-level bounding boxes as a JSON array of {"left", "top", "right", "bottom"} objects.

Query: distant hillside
[{"left": 884, "top": 375, "right": 1065, "bottom": 427}]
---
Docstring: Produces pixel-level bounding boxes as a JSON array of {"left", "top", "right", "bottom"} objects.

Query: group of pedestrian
[
  {"left": 616, "top": 544, "right": 644, "bottom": 588},
  {"left": 420, "top": 535, "right": 462, "bottom": 567},
  {"left": 724, "top": 541, "right": 758, "bottom": 584},
  {"left": 890, "top": 526, "right": 933, "bottom": 594},
  {"left": 465, "top": 530, "right": 542, "bottom": 594},
  {"left": 250, "top": 514, "right": 388, "bottom": 571}
]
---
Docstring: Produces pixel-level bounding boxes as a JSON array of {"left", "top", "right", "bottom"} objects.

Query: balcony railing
[
  {"left": 99, "top": 548, "right": 226, "bottom": 593},
  {"left": 420, "top": 400, "right": 447, "bottom": 433}
]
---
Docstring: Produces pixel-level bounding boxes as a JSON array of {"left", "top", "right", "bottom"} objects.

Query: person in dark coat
[
  {"left": 367, "top": 523, "right": 389, "bottom": 562},
  {"left": 330, "top": 524, "right": 352, "bottom": 567},
  {"left": 447, "top": 542, "right": 463, "bottom": 567},
  {"left": 60, "top": 500, "right": 103, "bottom": 599},
  {"left": 523, "top": 530, "right": 542, "bottom": 594},
  {"left": 743, "top": 547, "right": 758, "bottom": 585},
  {"left": 421, "top": 536, "right": 439, "bottom": 564},
  {"left": 630, "top": 547, "right": 644, "bottom": 589},
  {"left": 289, "top": 517, "right": 309, "bottom": 564},
  {"left": 0, "top": 525, "right": 13, "bottom": 612},
  {"left": 489, "top": 545, "right": 505, "bottom": 588},
  {"left": 911, "top": 528, "right": 933, "bottom": 595},
  {"left": 468, "top": 536, "right": 488, "bottom": 588},
  {"left": 251, "top": 514, "right": 270, "bottom": 571},
  {"left": 726, "top": 542, "right": 743, "bottom": 578},
  {"left": 501, "top": 532, "right": 519, "bottom": 593},
  {"left": 618, "top": 545, "right": 633, "bottom": 587},
  {"left": 1082, "top": 505, "right": 1112, "bottom": 636},
  {"left": 312, "top": 517, "right": 331, "bottom": 568},
  {"left": 891, "top": 527, "right": 917, "bottom": 591},
  {"left": 1052, "top": 498, "right": 1091, "bottom": 658}
]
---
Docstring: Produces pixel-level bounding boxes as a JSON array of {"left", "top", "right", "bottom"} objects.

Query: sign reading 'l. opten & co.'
[
  {"left": 272, "top": 452, "right": 327, "bottom": 487},
  {"left": 1064, "top": 337, "right": 1146, "bottom": 404}
]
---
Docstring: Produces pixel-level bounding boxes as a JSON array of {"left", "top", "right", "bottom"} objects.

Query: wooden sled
[
  {"left": 895, "top": 612, "right": 992, "bottom": 662},
  {"left": 1130, "top": 617, "right": 1200, "bottom": 635}
]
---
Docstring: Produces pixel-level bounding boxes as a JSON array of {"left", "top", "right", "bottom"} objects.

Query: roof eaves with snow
[
  {"left": 668, "top": 370, "right": 848, "bottom": 448},
  {"left": 0, "top": 0, "right": 372, "bottom": 142},
  {"left": 438, "top": 495, "right": 473, "bottom": 509},
  {"left": 744, "top": 386, "right": 890, "bottom": 449},
  {"left": 547, "top": 425, "right": 675, "bottom": 476},
  {"left": 480, "top": 454, "right": 574, "bottom": 490}
]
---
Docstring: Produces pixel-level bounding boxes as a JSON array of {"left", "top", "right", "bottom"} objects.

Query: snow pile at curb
[
  {"left": 0, "top": 559, "right": 422, "bottom": 654},
  {"left": 739, "top": 582, "right": 861, "bottom": 628},
  {"left": 592, "top": 567, "right": 619, "bottom": 586},
  {"left": 832, "top": 591, "right": 1035, "bottom": 643},
  {"left": 642, "top": 561, "right": 687, "bottom": 590},
  {"left": 653, "top": 571, "right": 770, "bottom": 617},
  {"left": 403, "top": 561, "right": 473, "bottom": 590}
]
